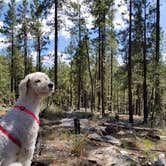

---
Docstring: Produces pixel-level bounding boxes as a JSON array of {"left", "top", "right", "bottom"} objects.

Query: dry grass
[
  {"left": 70, "top": 134, "right": 87, "bottom": 157},
  {"left": 136, "top": 138, "right": 155, "bottom": 151},
  {"left": 39, "top": 123, "right": 88, "bottom": 165},
  {"left": 155, "top": 140, "right": 166, "bottom": 154}
]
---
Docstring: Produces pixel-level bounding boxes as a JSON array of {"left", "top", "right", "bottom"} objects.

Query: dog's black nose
[{"left": 48, "top": 83, "right": 54, "bottom": 89}]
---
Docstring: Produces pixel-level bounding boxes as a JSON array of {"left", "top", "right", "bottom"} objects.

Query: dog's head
[{"left": 19, "top": 72, "right": 54, "bottom": 97}]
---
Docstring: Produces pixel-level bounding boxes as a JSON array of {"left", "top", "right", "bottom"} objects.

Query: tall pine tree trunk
[
  {"left": 143, "top": 1, "right": 148, "bottom": 124},
  {"left": 24, "top": 27, "right": 28, "bottom": 76},
  {"left": 85, "top": 35, "right": 94, "bottom": 112},
  {"left": 154, "top": 0, "right": 161, "bottom": 111},
  {"left": 77, "top": 3, "right": 81, "bottom": 110},
  {"left": 97, "top": 26, "right": 101, "bottom": 112},
  {"left": 36, "top": 35, "right": 41, "bottom": 71},
  {"left": 110, "top": 49, "right": 113, "bottom": 112},
  {"left": 54, "top": 0, "right": 58, "bottom": 90},
  {"left": 101, "top": 10, "right": 106, "bottom": 117},
  {"left": 70, "top": 61, "right": 73, "bottom": 108},
  {"left": 11, "top": 28, "right": 14, "bottom": 92},
  {"left": 128, "top": 0, "right": 133, "bottom": 123}
]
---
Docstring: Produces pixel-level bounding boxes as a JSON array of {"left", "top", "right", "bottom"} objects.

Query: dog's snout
[{"left": 48, "top": 83, "right": 54, "bottom": 89}]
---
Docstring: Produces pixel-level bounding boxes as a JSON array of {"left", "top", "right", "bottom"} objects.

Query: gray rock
[
  {"left": 60, "top": 118, "right": 74, "bottom": 127},
  {"left": 159, "top": 136, "right": 166, "bottom": 141},
  {"left": 88, "top": 133, "right": 104, "bottom": 142},
  {"left": 88, "top": 146, "right": 139, "bottom": 166},
  {"left": 102, "top": 135, "right": 121, "bottom": 146},
  {"left": 153, "top": 153, "right": 166, "bottom": 166},
  {"left": 88, "top": 133, "right": 121, "bottom": 146},
  {"left": 82, "top": 127, "right": 96, "bottom": 134}
]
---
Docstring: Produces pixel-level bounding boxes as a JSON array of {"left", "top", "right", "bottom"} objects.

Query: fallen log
[
  {"left": 124, "top": 147, "right": 166, "bottom": 153},
  {"left": 103, "top": 122, "right": 160, "bottom": 132}
]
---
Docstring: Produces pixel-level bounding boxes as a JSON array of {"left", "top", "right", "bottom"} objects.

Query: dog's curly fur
[{"left": 0, "top": 72, "right": 54, "bottom": 166}]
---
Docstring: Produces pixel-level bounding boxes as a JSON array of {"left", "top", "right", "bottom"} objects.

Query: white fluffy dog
[{"left": 0, "top": 72, "right": 54, "bottom": 166}]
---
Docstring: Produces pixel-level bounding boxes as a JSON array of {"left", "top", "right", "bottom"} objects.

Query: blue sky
[
  {"left": 0, "top": 0, "right": 166, "bottom": 65},
  {"left": 161, "top": 0, "right": 166, "bottom": 32}
]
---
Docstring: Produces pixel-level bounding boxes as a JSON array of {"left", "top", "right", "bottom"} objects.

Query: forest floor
[
  {"left": 31, "top": 111, "right": 166, "bottom": 166},
  {"left": 1, "top": 107, "right": 166, "bottom": 166}
]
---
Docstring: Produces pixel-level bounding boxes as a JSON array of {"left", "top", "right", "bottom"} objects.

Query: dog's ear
[{"left": 19, "top": 76, "right": 30, "bottom": 97}]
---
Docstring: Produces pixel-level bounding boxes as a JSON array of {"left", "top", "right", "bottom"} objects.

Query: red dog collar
[{"left": 14, "top": 105, "right": 40, "bottom": 124}]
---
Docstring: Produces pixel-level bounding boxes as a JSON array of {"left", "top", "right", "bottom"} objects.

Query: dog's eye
[{"left": 35, "top": 80, "right": 41, "bottom": 83}]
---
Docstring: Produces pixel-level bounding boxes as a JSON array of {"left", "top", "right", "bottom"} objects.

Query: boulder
[
  {"left": 88, "top": 146, "right": 139, "bottom": 166},
  {"left": 153, "top": 153, "right": 166, "bottom": 166},
  {"left": 88, "top": 133, "right": 121, "bottom": 146}
]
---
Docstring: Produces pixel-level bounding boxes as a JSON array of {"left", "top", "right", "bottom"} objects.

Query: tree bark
[
  {"left": 110, "top": 49, "right": 113, "bottom": 112},
  {"left": 24, "top": 26, "right": 28, "bottom": 76},
  {"left": 101, "top": 11, "right": 106, "bottom": 117},
  {"left": 54, "top": 0, "right": 58, "bottom": 90},
  {"left": 70, "top": 61, "right": 73, "bottom": 108},
  {"left": 36, "top": 35, "right": 41, "bottom": 71},
  {"left": 97, "top": 26, "right": 101, "bottom": 112},
  {"left": 77, "top": 3, "right": 81, "bottom": 110},
  {"left": 11, "top": 28, "right": 14, "bottom": 92},
  {"left": 128, "top": 0, "right": 133, "bottom": 123},
  {"left": 85, "top": 35, "right": 94, "bottom": 112},
  {"left": 154, "top": 0, "right": 161, "bottom": 111},
  {"left": 143, "top": 1, "right": 148, "bottom": 124}
]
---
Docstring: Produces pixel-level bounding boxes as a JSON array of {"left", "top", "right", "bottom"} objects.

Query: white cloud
[
  {"left": 58, "top": 13, "right": 74, "bottom": 38},
  {"left": 4, "top": 0, "right": 22, "bottom": 4},
  {"left": 70, "top": 0, "right": 84, "bottom": 3},
  {"left": 162, "top": 52, "right": 166, "bottom": 62},
  {"left": 30, "top": 50, "right": 54, "bottom": 67},
  {"left": 114, "top": 0, "right": 128, "bottom": 30},
  {"left": 113, "top": 18, "right": 126, "bottom": 30},
  {"left": 41, "top": 18, "right": 52, "bottom": 34},
  {"left": 42, "top": 53, "right": 54, "bottom": 68},
  {"left": 30, "top": 51, "right": 37, "bottom": 65},
  {"left": 58, "top": 52, "right": 70, "bottom": 64},
  {"left": 0, "top": 35, "right": 10, "bottom": 52},
  {"left": 0, "top": 21, "right": 3, "bottom": 28},
  {"left": 42, "top": 51, "right": 71, "bottom": 67}
]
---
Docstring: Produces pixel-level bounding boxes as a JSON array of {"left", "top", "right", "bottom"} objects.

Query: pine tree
[
  {"left": 84, "top": 34, "right": 95, "bottom": 111},
  {"left": 128, "top": 0, "right": 133, "bottom": 123},
  {"left": 30, "top": 0, "right": 49, "bottom": 72},
  {"left": 65, "top": 0, "right": 87, "bottom": 110},
  {"left": 89, "top": 0, "right": 114, "bottom": 115},
  {"left": 2, "top": 0, "right": 17, "bottom": 93},
  {"left": 17, "top": 0, "right": 30, "bottom": 76},
  {"left": 143, "top": 0, "right": 148, "bottom": 124},
  {"left": 54, "top": 0, "right": 58, "bottom": 90},
  {"left": 154, "top": 0, "right": 161, "bottom": 110}
]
